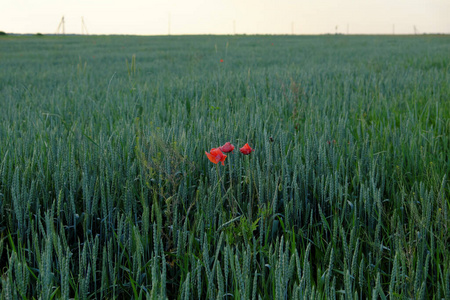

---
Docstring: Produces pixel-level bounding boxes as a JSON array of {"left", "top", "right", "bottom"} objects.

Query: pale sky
[{"left": 1, "top": 0, "right": 449, "bottom": 35}]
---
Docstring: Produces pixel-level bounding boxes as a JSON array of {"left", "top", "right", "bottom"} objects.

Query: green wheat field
[{"left": 0, "top": 34, "right": 449, "bottom": 299}]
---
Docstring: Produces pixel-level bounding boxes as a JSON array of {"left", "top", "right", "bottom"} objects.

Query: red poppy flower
[
  {"left": 220, "top": 59, "right": 224, "bottom": 62},
  {"left": 205, "top": 148, "right": 227, "bottom": 165},
  {"left": 219, "top": 142, "right": 235, "bottom": 153},
  {"left": 239, "top": 143, "right": 254, "bottom": 155}
]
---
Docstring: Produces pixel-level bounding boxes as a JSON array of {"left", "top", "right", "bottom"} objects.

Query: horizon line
[{"left": 3, "top": 32, "right": 450, "bottom": 37}]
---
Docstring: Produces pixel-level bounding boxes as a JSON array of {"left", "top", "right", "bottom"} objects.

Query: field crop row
[{"left": 1, "top": 34, "right": 449, "bottom": 299}]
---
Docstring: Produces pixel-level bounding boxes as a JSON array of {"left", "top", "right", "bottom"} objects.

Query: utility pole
[
  {"left": 56, "top": 16, "right": 65, "bottom": 35},
  {"left": 81, "top": 17, "right": 89, "bottom": 35},
  {"left": 413, "top": 25, "right": 418, "bottom": 35},
  {"left": 168, "top": 13, "right": 171, "bottom": 35},
  {"left": 233, "top": 20, "right": 236, "bottom": 35},
  {"left": 347, "top": 23, "right": 349, "bottom": 35},
  {"left": 291, "top": 22, "right": 294, "bottom": 35},
  {"left": 392, "top": 24, "right": 395, "bottom": 35}
]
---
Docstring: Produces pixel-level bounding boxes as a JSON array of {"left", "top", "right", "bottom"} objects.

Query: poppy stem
[
  {"left": 245, "top": 155, "right": 252, "bottom": 220},
  {"left": 216, "top": 164, "right": 226, "bottom": 206},
  {"left": 227, "top": 155, "right": 236, "bottom": 217}
]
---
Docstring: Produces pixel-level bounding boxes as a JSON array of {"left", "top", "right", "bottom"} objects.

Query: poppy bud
[
  {"left": 219, "top": 142, "right": 235, "bottom": 153},
  {"left": 239, "top": 143, "right": 254, "bottom": 155}
]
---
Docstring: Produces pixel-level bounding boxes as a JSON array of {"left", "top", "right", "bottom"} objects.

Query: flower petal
[
  {"left": 205, "top": 151, "right": 219, "bottom": 164},
  {"left": 239, "top": 143, "right": 254, "bottom": 155}
]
